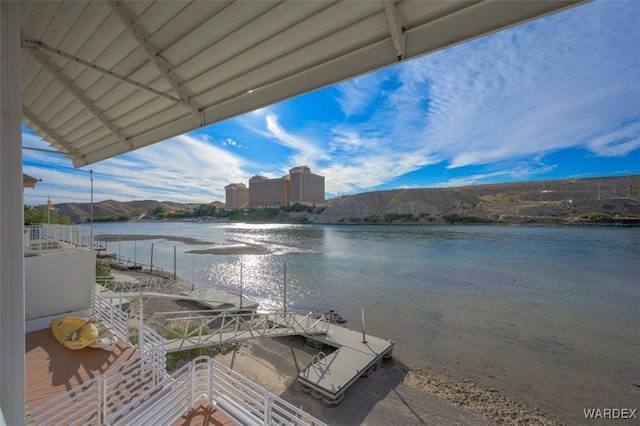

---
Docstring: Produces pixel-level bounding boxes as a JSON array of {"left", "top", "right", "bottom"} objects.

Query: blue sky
[{"left": 23, "top": 1, "right": 640, "bottom": 206}]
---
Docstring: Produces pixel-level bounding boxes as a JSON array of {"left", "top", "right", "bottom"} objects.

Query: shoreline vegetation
[
  {"left": 45, "top": 175, "right": 639, "bottom": 226},
  {"left": 108, "top": 266, "right": 564, "bottom": 425}
]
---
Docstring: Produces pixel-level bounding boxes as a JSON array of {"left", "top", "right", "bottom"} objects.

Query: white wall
[
  {"left": 0, "top": 2, "right": 25, "bottom": 423},
  {"left": 25, "top": 250, "right": 96, "bottom": 320}
]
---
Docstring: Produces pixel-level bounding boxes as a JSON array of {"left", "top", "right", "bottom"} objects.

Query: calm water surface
[{"left": 93, "top": 222, "right": 639, "bottom": 424}]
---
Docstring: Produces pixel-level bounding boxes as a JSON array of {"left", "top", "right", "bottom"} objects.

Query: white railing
[
  {"left": 139, "top": 326, "right": 167, "bottom": 385},
  {"left": 203, "top": 356, "right": 326, "bottom": 426},
  {"left": 30, "top": 293, "right": 326, "bottom": 426},
  {"left": 95, "top": 276, "right": 216, "bottom": 301},
  {"left": 24, "top": 224, "right": 91, "bottom": 255},
  {"left": 30, "top": 340, "right": 168, "bottom": 425},
  {"left": 32, "top": 349, "right": 326, "bottom": 425},
  {"left": 158, "top": 309, "right": 331, "bottom": 352},
  {"left": 90, "top": 291, "right": 129, "bottom": 342},
  {"left": 30, "top": 375, "right": 106, "bottom": 425},
  {"left": 111, "top": 356, "right": 327, "bottom": 426}
]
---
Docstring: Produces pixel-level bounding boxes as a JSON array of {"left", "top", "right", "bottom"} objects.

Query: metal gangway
[
  {"left": 96, "top": 276, "right": 259, "bottom": 311},
  {"left": 150, "top": 309, "right": 331, "bottom": 353},
  {"left": 99, "top": 276, "right": 209, "bottom": 300}
]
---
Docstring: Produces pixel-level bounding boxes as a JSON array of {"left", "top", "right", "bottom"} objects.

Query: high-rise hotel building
[
  {"left": 288, "top": 166, "right": 324, "bottom": 205},
  {"left": 224, "top": 183, "right": 249, "bottom": 210},
  {"left": 248, "top": 174, "right": 290, "bottom": 208},
  {"left": 225, "top": 166, "right": 325, "bottom": 209}
]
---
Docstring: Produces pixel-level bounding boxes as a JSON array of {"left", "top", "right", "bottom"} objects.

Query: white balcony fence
[
  {"left": 30, "top": 292, "right": 326, "bottom": 426},
  {"left": 90, "top": 291, "right": 129, "bottom": 343},
  {"left": 24, "top": 224, "right": 91, "bottom": 255}
]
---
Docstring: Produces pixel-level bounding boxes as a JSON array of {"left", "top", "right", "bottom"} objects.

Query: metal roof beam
[
  {"left": 27, "top": 48, "right": 134, "bottom": 152},
  {"left": 22, "top": 107, "right": 81, "bottom": 159},
  {"left": 22, "top": 38, "right": 185, "bottom": 106},
  {"left": 384, "top": 0, "right": 407, "bottom": 61},
  {"left": 108, "top": 0, "right": 205, "bottom": 127}
]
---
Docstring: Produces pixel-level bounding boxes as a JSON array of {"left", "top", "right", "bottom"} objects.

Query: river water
[{"left": 92, "top": 222, "right": 639, "bottom": 424}]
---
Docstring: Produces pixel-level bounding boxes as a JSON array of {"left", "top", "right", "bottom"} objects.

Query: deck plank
[
  {"left": 173, "top": 402, "right": 236, "bottom": 426},
  {"left": 25, "top": 328, "right": 137, "bottom": 410},
  {"left": 26, "top": 328, "right": 235, "bottom": 425}
]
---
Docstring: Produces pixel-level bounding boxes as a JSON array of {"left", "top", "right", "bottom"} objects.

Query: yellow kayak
[{"left": 51, "top": 317, "right": 99, "bottom": 350}]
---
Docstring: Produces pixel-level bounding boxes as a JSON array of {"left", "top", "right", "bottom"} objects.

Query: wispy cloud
[
  {"left": 320, "top": 0, "right": 639, "bottom": 188},
  {"left": 22, "top": 1, "right": 639, "bottom": 205},
  {"left": 334, "top": 74, "right": 386, "bottom": 116},
  {"left": 439, "top": 160, "right": 559, "bottom": 188},
  {"left": 261, "top": 112, "right": 330, "bottom": 172},
  {"left": 586, "top": 120, "right": 640, "bottom": 157},
  {"left": 24, "top": 133, "right": 251, "bottom": 205}
]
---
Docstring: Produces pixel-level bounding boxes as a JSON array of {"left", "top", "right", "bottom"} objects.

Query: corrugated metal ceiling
[{"left": 20, "top": 0, "right": 584, "bottom": 167}]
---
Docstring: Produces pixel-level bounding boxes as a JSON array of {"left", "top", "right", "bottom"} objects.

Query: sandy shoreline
[
  {"left": 110, "top": 268, "right": 562, "bottom": 425},
  {"left": 100, "top": 233, "right": 270, "bottom": 255},
  {"left": 209, "top": 337, "right": 561, "bottom": 426},
  {"left": 99, "top": 233, "right": 211, "bottom": 245}
]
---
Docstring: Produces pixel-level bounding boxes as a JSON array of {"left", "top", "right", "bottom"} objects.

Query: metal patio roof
[{"left": 20, "top": 0, "right": 584, "bottom": 167}]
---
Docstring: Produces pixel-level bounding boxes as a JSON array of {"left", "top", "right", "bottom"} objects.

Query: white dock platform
[{"left": 297, "top": 321, "right": 394, "bottom": 405}]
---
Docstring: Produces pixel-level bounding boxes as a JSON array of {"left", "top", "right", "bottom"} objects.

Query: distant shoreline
[{"left": 99, "top": 233, "right": 271, "bottom": 255}]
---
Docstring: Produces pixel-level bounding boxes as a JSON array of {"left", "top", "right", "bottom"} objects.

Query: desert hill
[
  {"left": 315, "top": 175, "right": 640, "bottom": 225},
  {"left": 45, "top": 176, "right": 639, "bottom": 225},
  {"left": 54, "top": 199, "right": 224, "bottom": 223}
]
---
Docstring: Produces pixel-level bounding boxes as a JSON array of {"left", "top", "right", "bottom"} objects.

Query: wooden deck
[
  {"left": 25, "top": 327, "right": 234, "bottom": 425},
  {"left": 25, "top": 328, "right": 137, "bottom": 409},
  {"left": 173, "top": 402, "right": 236, "bottom": 426}
]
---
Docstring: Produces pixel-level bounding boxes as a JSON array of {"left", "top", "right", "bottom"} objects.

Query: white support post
[
  {"left": 207, "top": 359, "right": 212, "bottom": 406},
  {"left": 99, "top": 375, "right": 107, "bottom": 424},
  {"left": 139, "top": 297, "right": 144, "bottom": 373},
  {"left": 189, "top": 363, "right": 195, "bottom": 407},
  {"left": 264, "top": 393, "right": 271, "bottom": 425},
  {"left": 0, "top": 2, "right": 25, "bottom": 425}
]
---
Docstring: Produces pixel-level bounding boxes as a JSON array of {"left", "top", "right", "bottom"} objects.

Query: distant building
[
  {"left": 224, "top": 183, "right": 249, "bottom": 210},
  {"left": 249, "top": 175, "right": 290, "bottom": 208},
  {"left": 289, "top": 166, "right": 325, "bottom": 205},
  {"left": 22, "top": 173, "right": 40, "bottom": 189},
  {"left": 230, "top": 166, "right": 325, "bottom": 209}
]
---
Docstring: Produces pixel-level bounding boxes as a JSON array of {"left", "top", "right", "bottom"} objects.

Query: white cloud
[
  {"left": 586, "top": 121, "right": 640, "bottom": 157},
  {"left": 318, "top": 0, "right": 639, "bottom": 189},
  {"left": 24, "top": 133, "right": 251, "bottom": 205},
  {"left": 439, "top": 162, "right": 558, "bottom": 188},
  {"left": 334, "top": 74, "right": 385, "bottom": 116},
  {"left": 319, "top": 148, "right": 439, "bottom": 194},
  {"left": 262, "top": 113, "right": 330, "bottom": 170}
]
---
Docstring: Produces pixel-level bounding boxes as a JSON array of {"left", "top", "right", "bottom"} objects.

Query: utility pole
[{"left": 283, "top": 261, "right": 287, "bottom": 316}]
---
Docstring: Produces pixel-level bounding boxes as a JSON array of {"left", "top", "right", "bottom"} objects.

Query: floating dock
[{"left": 297, "top": 320, "right": 394, "bottom": 405}]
